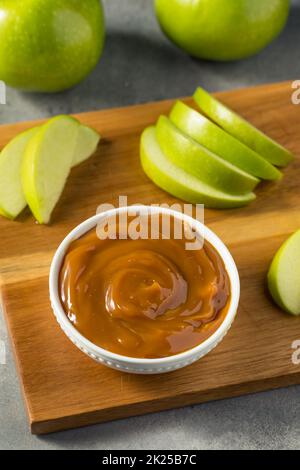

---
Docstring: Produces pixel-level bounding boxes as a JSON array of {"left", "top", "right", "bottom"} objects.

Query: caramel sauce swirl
[{"left": 59, "top": 223, "right": 231, "bottom": 359}]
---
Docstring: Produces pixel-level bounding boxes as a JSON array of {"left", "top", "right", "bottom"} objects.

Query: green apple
[
  {"left": 170, "top": 101, "right": 282, "bottom": 181},
  {"left": 22, "top": 115, "right": 79, "bottom": 224},
  {"left": 0, "top": 127, "right": 39, "bottom": 219},
  {"left": 141, "top": 126, "right": 255, "bottom": 208},
  {"left": 194, "top": 87, "right": 294, "bottom": 167},
  {"left": 155, "top": 0, "right": 290, "bottom": 61},
  {"left": 268, "top": 230, "right": 300, "bottom": 315},
  {"left": 72, "top": 125, "right": 100, "bottom": 167},
  {"left": 0, "top": 0, "right": 105, "bottom": 92},
  {"left": 156, "top": 115, "right": 259, "bottom": 195}
]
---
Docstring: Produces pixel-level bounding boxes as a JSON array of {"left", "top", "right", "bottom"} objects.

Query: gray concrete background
[{"left": 0, "top": 0, "right": 300, "bottom": 450}]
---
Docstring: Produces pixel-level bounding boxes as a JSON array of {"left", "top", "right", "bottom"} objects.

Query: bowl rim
[{"left": 49, "top": 205, "right": 240, "bottom": 366}]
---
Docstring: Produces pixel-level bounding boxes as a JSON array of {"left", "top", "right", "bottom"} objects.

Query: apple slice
[
  {"left": 0, "top": 118, "right": 99, "bottom": 222},
  {"left": 22, "top": 115, "right": 80, "bottom": 224},
  {"left": 141, "top": 126, "right": 255, "bottom": 208},
  {"left": 156, "top": 116, "right": 259, "bottom": 195},
  {"left": 72, "top": 125, "right": 100, "bottom": 167},
  {"left": 170, "top": 101, "right": 282, "bottom": 181},
  {"left": 0, "top": 127, "right": 39, "bottom": 219},
  {"left": 268, "top": 230, "right": 300, "bottom": 315},
  {"left": 194, "top": 87, "right": 293, "bottom": 167}
]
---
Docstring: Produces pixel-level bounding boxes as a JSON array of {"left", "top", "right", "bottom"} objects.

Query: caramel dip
[{"left": 59, "top": 219, "right": 231, "bottom": 359}]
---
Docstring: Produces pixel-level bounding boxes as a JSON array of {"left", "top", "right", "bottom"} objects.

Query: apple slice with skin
[
  {"left": 194, "top": 87, "right": 293, "bottom": 167},
  {"left": 170, "top": 101, "right": 282, "bottom": 181},
  {"left": 22, "top": 115, "right": 80, "bottom": 224},
  {"left": 156, "top": 116, "right": 259, "bottom": 195},
  {"left": 268, "top": 230, "right": 300, "bottom": 315},
  {"left": 72, "top": 125, "right": 100, "bottom": 167},
  {"left": 141, "top": 126, "right": 255, "bottom": 208},
  {"left": 0, "top": 118, "right": 99, "bottom": 222},
  {"left": 0, "top": 127, "right": 39, "bottom": 219}
]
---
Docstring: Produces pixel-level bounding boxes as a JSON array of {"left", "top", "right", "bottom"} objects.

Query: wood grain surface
[{"left": 1, "top": 81, "right": 300, "bottom": 434}]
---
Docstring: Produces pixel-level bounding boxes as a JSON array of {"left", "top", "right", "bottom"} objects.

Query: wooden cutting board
[{"left": 1, "top": 81, "right": 300, "bottom": 435}]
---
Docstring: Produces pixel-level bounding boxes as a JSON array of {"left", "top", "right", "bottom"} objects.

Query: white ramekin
[{"left": 49, "top": 206, "right": 240, "bottom": 374}]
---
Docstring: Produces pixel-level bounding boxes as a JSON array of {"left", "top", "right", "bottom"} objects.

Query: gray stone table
[{"left": 0, "top": 0, "right": 300, "bottom": 450}]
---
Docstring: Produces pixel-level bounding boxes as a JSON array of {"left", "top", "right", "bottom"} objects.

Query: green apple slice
[
  {"left": 170, "top": 101, "right": 282, "bottom": 181},
  {"left": 194, "top": 87, "right": 293, "bottom": 167},
  {"left": 141, "top": 126, "right": 255, "bottom": 208},
  {"left": 72, "top": 125, "right": 100, "bottom": 167},
  {"left": 156, "top": 116, "right": 259, "bottom": 195},
  {"left": 268, "top": 230, "right": 300, "bottom": 315},
  {"left": 22, "top": 115, "right": 80, "bottom": 224},
  {"left": 0, "top": 127, "right": 39, "bottom": 219}
]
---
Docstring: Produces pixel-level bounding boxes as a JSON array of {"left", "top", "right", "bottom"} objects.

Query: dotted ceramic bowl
[{"left": 49, "top": 205, "right": 240, "bottom": 374}]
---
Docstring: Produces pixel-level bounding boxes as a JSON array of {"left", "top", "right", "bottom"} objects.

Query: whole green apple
[
  {"left": 155, "top": 0, "right": 290, "bottom": 61},
  {"left": 0, "top": 0, "right": 105, "bottom": 92}
]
